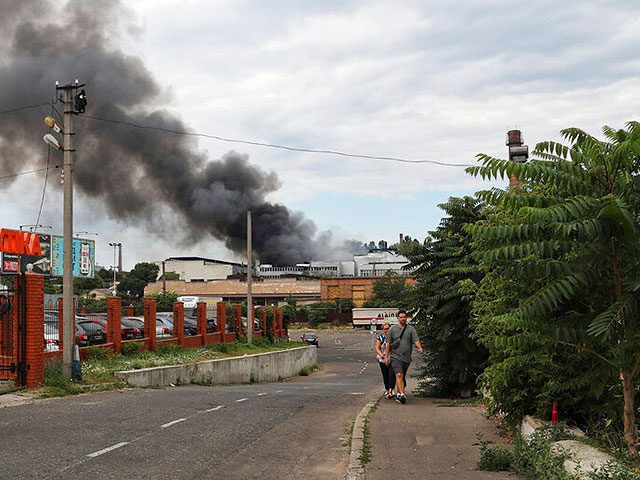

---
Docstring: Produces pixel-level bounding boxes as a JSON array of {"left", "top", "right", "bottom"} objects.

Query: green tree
[
  {"left": 158, "top": 271, "right": 180, "bottom": 281},
  {"left": 117, "top": 262, "right": 160, "bottom": 300},
  {"left": 363, "top": 271, "right": 408, "bottom": 308},
  {"left": 400, "top": 196, "right": 488, "bottom": 397},
  {"left": 467, "top": 122, "right": 640, "bottom": 454},
  {"left": 73, "top": 276, "right": 104, "bottom": 296}
]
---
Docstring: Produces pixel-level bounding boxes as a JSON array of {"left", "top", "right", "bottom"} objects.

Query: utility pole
[
  {"left": 247, "top": 210, "right": 253, "bottom": 344},
  {"left": 109, "top": 242, "right": 121, "bottom": 294},
  {"left": 162, "top": 260, "right": 166, "bottom": 294},
  {"left": 59, "top": 84, "right": 74, "bottom": 379}
]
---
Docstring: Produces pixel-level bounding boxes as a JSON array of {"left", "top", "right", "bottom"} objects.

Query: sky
[{"left": 1, "top": 0, "right": 639, "bottom": 270}]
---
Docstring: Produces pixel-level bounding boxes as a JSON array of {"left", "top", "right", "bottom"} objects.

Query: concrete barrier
[{"left": 114, "top": 346, "right": 318, "bottom": 387}]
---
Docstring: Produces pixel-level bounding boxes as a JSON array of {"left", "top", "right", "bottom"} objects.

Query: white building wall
[{"left": 155, "top": 259, "right": 239, "bottom": 282}]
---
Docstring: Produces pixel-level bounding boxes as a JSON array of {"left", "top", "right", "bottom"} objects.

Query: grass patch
[
  {"left": 41, "top": 340, "right": 310, "bottom": 398},
  {"left": 359, "top": 402, "right": 379, "bottom": 465},
  {"left": 343, "top": 418, "right": 355, "bottom": 447},
  {"left": 299, "top": 362, "right": 321, "bottom": 376}
]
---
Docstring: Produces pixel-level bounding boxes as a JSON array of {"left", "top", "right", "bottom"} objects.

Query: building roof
[{"left": 163, "top": 256, "right": 243, "bottom": 267}]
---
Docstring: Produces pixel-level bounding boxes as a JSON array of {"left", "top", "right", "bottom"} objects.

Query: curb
[{"left": 346, "top": 390, "right": 383, "bottom": 480}]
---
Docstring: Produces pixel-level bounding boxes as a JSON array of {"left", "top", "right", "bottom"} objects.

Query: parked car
[
  {"left": 75, "top": 323, "right": 91, "bottom": 347},
  {"left": 122, "top": 316, "right": 171, "bottom": 340},
  {"left": 77, "top": 319, "right": 107, "bottom": 345},
  {"left": 84, "top": 317, "right": 139, "bottom": 340},
  {"left": 160, "top": 312, "right": 214, "bottom": 336},
  {"left": 301, "top": 333, "right": 319, "bottom": 347},
  {"left": 44, "top": 319, "right": 59, "bottom": 351}
]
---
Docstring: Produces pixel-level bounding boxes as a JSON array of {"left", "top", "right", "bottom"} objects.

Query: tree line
[{"left": 399, "top": 122, "right": 640, "bottom": 456}]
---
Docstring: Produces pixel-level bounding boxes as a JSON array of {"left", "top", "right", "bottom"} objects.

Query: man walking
[{"left": 385, "top": 310, "right": 423, "bottom": 404}]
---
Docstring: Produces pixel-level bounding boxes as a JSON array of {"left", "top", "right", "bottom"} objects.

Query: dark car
[
  {"left": 77, "top": 320, "right": 107, "bottom": 345},
  {"left": 301, "top": 333, "right": 319, "bottom": 347},
  {"left": 75, "top": 323, "right": 90, "bottom": 347}
]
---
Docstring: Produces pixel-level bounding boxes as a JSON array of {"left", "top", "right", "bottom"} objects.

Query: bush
[
  {"left": 476, "top": 433, "right": 513, "bottom": 471},
  {"left": 156, "top": 342, "right": 181, "bottom": 355},
  {"left": 121, "top": 341, "right": 144, "bottom": 355},
  {"left": 86, "top": 346, "right": 112, "bottom": 360}
]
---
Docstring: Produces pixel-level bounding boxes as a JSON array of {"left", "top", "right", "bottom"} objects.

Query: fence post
[
  {"left": 217, "top": 302, "right": 226, "bottom": 341},
  {"left": 233, "top": 304, "right": 242, "bottom": 336},
  {"left": 144, "top": 298, "right": 157, "bottom": 351},
  {"left": 107, "top": 296, "right": 122, "bottom": 354},
  {"left": 277, "top": 309, "right": 283, "bottom": 338},
  {"left": 126, "top": 305, "right": 135, "bottom": 316},
  {"left": 22, "top": 273, "right": 44, "bottom": 389},
  {"left": 172, "top": 302, "right": 184, "bottom": 348},
  {"left": 272, "top": 306, "right": 277, "bottom": 335},
  {"left": 57, "top": 298, "right": 64, "bottom": 353},
  {"left": 259, "top": 307, "right": 266, "bottom": 335},
  {"left": 197, "top": 302, "right": 206, "bottom": 345}
]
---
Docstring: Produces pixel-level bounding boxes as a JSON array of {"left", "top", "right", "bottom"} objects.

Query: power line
[
  {"left": 0, "top": 102, "right": 52, "bottom": 117},
  {"left": 0, "top": 166, "right": 57, "bottom": 181},
  {"left": 79, "top": 113, "right": 475, "bottom": 167}
]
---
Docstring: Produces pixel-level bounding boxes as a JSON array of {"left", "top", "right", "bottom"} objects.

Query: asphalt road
[{"left": 0, "top": 328, "right": 382, "bottom": 479}]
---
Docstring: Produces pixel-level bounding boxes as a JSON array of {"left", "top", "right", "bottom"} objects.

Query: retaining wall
[{"left": 115, "top": 346, "right": 317, "bottom": 387}]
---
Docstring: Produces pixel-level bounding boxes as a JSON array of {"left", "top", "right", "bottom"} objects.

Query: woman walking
[{"left": 375, "top": 323, "right": 396, "bottom": 399}]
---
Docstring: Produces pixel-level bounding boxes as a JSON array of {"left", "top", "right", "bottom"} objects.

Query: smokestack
[
  {"left": 0, "top": 1, "right": 360, "bottom": 265},
  {"left": 506, "top": 129, "right": 529, "bottom": 188},
  {"left": 399, "top": 233, "right": 404, "bottom": 244}
]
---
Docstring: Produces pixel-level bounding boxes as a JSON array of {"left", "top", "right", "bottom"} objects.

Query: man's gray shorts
[{"left": 390, "top": 358, "right": 410, "bottom": 377}]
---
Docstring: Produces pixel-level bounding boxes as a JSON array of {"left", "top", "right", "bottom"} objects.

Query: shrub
[
  {"left": 121, "top": 341, "right": 144, "bottom": 355},
  {"left": 86, "top": 346, "right": 112, "bottom": 360},
  {"left": 156, "top": 342, "right": 181, "bottom": 355},
  {"left": 476, "top": 433, "right": 514, "bottom": 471}
]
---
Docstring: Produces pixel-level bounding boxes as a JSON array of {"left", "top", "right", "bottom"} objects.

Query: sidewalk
[{"left": 364, "top": 367, "right": 514, "bottom": 480}]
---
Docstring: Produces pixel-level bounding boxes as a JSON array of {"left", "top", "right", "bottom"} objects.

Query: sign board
[
  {"left": 51, "top": 236, "right": 95, "bottom": 278},
  {"left": 1, "top": 233, "right": 52, "bottom": 274}
]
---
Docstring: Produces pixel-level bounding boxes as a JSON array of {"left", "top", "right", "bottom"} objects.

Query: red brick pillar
[
  {"left": 272, "top": 306, "right": 277, "bottom": 334},
  {"left": 234, "top": 305, "right": 242, "bottom": 335},
  {"left": 172, "top": 302, "right": 184, "bottom": 347},
  {"left": 20, "top": 274, "right": 45, "bottom": 389},
  {"left": 259, "top": 307, "right": 266, "bottom": 333},
  {"left": 217, "top": 302, "right": 226, "bottom": 337},
  {"left": 57, "top": 298, "right": 64, "bottom": 352},
  {"left": 144, "top": 298, "right": 157, "bottom": 351},
  {"left": 251, "top": 306, "right": 258, "bottom": 333},
  {"left": 126, "top": 305, "right": 135, "bottom": 316},
  {"left": 197, "top": 302, "right": 206, "bottom": 345},
  {"left": 107, "top": 297, "right": 122, "bottom": 354},
  {"left": 277, "top": 309, "right": 283, "bottom": 337}
]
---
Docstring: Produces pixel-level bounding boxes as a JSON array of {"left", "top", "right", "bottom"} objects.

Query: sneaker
[
  {"left": 399, "top": 394, "right": 406, "bottom": 404},
  {"left": 395, "top": 395, "right": 402, "bottom": 404}
]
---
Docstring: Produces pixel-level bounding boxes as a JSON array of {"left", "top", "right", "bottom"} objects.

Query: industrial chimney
[{"left": 506, "top": 129, "right": 529, "bottom": 188}]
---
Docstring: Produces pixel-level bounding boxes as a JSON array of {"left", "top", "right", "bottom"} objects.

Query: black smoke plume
[{"left": 0, "top": 0, "right": 357, "bottom": 264}]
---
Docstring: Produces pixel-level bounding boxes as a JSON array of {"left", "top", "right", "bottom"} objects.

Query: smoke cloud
[{"left": 0, "top": 0, "right": 358, "bottom": 264}]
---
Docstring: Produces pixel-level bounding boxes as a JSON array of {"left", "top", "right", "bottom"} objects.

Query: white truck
[
  {"left": 176, "top": 296, "right": 223, "bottom": 319},
  {"left": 352, "top": 307, "right": 401, "bottom": 330}
]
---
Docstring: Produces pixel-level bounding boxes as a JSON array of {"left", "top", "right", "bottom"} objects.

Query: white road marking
[
  {"left": 236, "top": 398, "right": 248, "bottom": 402},
  {"left": 87, "top": 442, "right": 129, "bottom": 458},
  {"left": 274, "top": 390, "right": 283, "bottom": 393},
  {"left": 349, "top": 392, "right": 364, "bottom": 395},
  {"left": 256, "top": 392, "right": 267, "bottom": 396},
  {"left": 206, "top": 405, "right": 224, "bottom": 412},
  {"left": 160, "top": 418, "right": 186, "bottom": 428}
]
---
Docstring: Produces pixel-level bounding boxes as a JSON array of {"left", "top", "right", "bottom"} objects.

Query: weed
[
  {"left": 156, "top": 342, "right": 182, "bottom": 355},
  {"left": 588, "top": 460, "right": 640, "bottom": 480},
  {"left": 476, "top": 433, "right": 514, "bottom": 471},
  {"left": 121, "top": 341, "right": 144, "bottom": 355}
]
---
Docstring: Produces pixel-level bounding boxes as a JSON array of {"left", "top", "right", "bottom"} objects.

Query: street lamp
[
  {"left": 74, "top": 231, "right": 98, "bottom": 238},
  {"left": 108, "top": 242, "right": 121, "bottom": 295}
]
